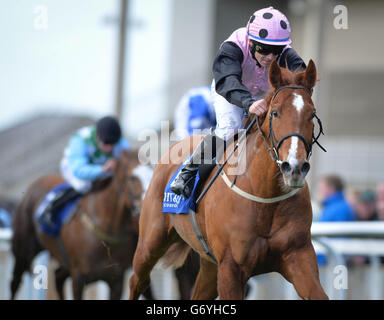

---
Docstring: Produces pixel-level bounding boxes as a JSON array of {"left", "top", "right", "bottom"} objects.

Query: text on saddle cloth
[{"left": 162, "top": 162, "right": 216, "bottom": 214}]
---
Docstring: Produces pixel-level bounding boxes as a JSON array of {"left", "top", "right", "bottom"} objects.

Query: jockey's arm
[
  {"left": 66, "top": 135, "right": 104, "bottom": 181},
  {"left": 213, "top": 41, "right": 256, "bottom": 110}
]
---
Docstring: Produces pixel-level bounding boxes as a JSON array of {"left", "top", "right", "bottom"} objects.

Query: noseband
[{"left": 257, "top": 85, "right": 326, "bottom": 166}]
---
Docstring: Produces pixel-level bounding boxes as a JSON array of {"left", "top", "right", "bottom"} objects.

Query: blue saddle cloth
[
  {"left": 162, "top": 165, "right": 202, "bottom": 214},
  {"left": 35, "top": 183, "right": 81, "bottom": 237}
]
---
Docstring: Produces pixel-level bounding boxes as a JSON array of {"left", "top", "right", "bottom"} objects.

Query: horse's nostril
[
  {"left": 280, "top": 161, "right": 292, "bottom": 174},
  {"left": 300, "top": 161, "right": 311, "bottom": 174}
]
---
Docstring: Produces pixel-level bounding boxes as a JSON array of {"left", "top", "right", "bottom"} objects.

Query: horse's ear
[
  {"left": 268, "top": 60, "right": 282, "bottom": 89},
  {"left": 303, "top": 59, "right": 317, "bottom": 90}
]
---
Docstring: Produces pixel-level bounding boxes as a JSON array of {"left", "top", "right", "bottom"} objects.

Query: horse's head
[
  {"left": 113, "top": 150, "right": 144, "bottom": 218},
  {"left": 263, "top": 59, "right": 319, "bottom": 188}
]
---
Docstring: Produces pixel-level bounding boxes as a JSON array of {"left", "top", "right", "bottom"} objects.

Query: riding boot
[
  {"left": 42, "top": 187, "right": 81, "bottom": 226},
  {"left": 171, "top": 133, "right": 217, "bottom": 198}
]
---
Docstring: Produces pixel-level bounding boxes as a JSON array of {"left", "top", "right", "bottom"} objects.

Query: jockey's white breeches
[{"left": 211, "top": 80, "right": 245, "bottom": 141}]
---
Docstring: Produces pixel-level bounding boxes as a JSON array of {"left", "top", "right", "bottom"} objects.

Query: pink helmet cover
[{"left": 247, "top": 6, "right": 291, "bottom": 45}]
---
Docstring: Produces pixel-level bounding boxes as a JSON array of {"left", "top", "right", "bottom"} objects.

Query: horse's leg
[
  {"left": 129, "top": 237, "right": 174, "bottom": 300},
  {"left": 191, "top": 257, "right": 218, "bottom": 300},
  {"left": 55, "top": 266, "right": 70, "bottom": 300},
  {"left": 217, "top": 254, "right": 247, "bottom": 300},
  {"left": 108, "top": 273, "right": 124, "bottom": 300},
  {"left": 10, "top": 258, "right": 30, "bottom": 300},
  {"left": 141, "top": 286, "right": 154, "bottom": 300},
  {"left": 175, "top": 267, "right": 191, "bottom": 300},
  {"left": 129, "top": 217, "right": 178, "bottom": 300},
  {"left": 71, "top": 271, "right": 85, "bottom": 300},
  {"left": 10, "top": 238, "right": 42, "bottom": 299},
  {"left": 175, "top": 251, "right": 200, "bottom": 299},
  {"left": 280, "top": 244, "right": 328, "bottom": 300}
]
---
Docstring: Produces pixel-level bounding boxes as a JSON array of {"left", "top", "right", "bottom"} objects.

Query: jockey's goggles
[{"left": 253, "top": 41, "right": 284, "bottom": 56}]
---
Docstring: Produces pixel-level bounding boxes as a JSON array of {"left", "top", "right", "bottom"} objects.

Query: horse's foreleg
[
  {"left": 217, "top": 254, "right": 247, "bottom": 300},
  {"left": 108, "top": 273, "right": 124, "bottom": 300},
  {"left": 142, "top": 286, "right": 155, "bottom": 300},
  {"left": 191, "top": 257, "right": 218, "bottom": 300},
  {"left": 280, "top": 243, "right": 328, "bottom": 300}
]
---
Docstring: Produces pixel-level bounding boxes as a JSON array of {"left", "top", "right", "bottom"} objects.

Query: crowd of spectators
[
  {"left": 314, "top": 175, "right": 384, "bottom": 266},
  {"left": 314, "top": 175, "right": 383, "bottom": 224}
]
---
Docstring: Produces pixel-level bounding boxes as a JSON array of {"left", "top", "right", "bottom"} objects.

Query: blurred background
[{"left": 0, "top": 0, "right": 384, "bottom": 299}]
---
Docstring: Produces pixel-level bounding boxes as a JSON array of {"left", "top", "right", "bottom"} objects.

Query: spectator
[
  {"left": 317, "top": 175, "right": 356, "bottom": 222},
  {"left": 316, "top": 175, "right": 356, "bottom": 266},
  {"left": 354, "top": 189, "right": 378, "bottom": 221},
  {"left": 350, "top": 189, "right": 378, "bottom": 266}
]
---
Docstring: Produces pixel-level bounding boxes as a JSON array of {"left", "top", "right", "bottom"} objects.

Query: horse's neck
[
  {"left": 242, "top": 130, "right": 284, "bottom": 198},
  {"left": 91, "top": 179, "right": 126, "bottom": 233}
]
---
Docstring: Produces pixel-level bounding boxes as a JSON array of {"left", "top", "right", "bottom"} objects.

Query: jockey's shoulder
[{"left": 75, "top": 126, "right": 94, "bottom": 139}]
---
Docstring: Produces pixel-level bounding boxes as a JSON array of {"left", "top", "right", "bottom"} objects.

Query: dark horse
[
  {"left": 10, "top": 150, "right": 155, "bottom": 299},
  {"left": 129, "top": 60, "right": 328, "bottom": 300}
]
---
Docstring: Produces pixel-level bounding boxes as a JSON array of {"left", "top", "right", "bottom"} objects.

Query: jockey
[
  {"left": 171, "top": 6, "right": 306, "bottom": 198},
  {"left": 173, "top": 86, "right": 216, "bottom": 141},
  {"left": 42, "top": 116, "right": 130, "bottom": 224}
]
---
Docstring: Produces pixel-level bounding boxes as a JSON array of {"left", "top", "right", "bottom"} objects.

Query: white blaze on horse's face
[
  {"left": 278, "top": 91, "right": 313, "bottom": 189},
  {"left": 292, "top": 93, "right": 304, "bottom": 113},
  {"left": 286, "top": 94, "right": 304, "bottom": 168},
  {"left": 287, "top": 137, "right": 299, "bottom": 168}
]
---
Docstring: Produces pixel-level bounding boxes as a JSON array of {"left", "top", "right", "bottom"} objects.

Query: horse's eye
[{"left": 271, "top": 110, "right": 278, "bottom": 118}]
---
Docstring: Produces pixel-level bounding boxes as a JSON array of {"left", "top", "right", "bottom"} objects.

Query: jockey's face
[
  {"left": 249, "top": 40, "right": 280, "bottom": 68},
  {"left": 255, "top": 51, "right": 276, "bottom": 67},
  {"left": 97, "top": 137, "right": 114, "bottom": 154}
]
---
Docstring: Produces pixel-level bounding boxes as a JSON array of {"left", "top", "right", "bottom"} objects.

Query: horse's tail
[
  {"left": 160, "top": 242, "right": 192, "bottom": 269},
  {"left": 11, "top": 183, "right": 44, "bottom": 264},
  {"left": 10, "top": 183, "right": 45, "bottom": 299}
]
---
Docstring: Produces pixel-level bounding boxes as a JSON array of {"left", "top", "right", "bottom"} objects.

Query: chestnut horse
[
  {"left": 10, "top": 150, "right": 155, "bottom": 300},
  {"left": 129, "top": 60, "right": 328, "bottom": 300}
]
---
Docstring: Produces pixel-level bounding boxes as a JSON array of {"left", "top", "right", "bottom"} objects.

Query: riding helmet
[
  {"left": 96, "top": 116, "right": 122, "bottom": 144},
  {"left": 247, "top": 6, "right": 291, "bottom": 45}
]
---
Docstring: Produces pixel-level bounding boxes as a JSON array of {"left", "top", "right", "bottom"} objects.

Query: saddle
[
  {"left": 35, "top": 183, "right": 81, "bottom": 237},
  {"left": 36, "top": 176, "right": 113, "bottom": 237}
]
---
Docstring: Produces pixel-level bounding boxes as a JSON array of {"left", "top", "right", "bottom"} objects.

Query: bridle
[{"left": 256, "top": 85, "right": 326, "bottom": 166}]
